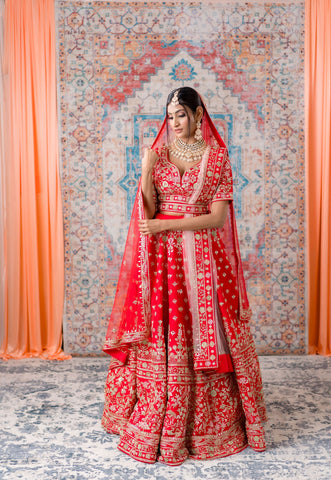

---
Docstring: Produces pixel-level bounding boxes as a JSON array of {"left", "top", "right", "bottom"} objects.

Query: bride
[{"left": 101, "top": 86, "right": 267, "bottom": 465}]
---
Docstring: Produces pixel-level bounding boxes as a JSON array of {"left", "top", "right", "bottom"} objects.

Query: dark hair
[
  {"left": 167, "top": 86, "right": 204, "bottom": 113},
  {"left": 166, "top": 87, "right": 205, "bottom": 141}
]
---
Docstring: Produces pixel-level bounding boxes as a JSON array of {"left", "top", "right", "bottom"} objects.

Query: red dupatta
[{"left": 103, "top": 105, "right": 252, "bottom": 363}]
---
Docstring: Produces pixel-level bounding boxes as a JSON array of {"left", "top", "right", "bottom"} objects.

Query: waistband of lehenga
[
  {"left": 155, "top": 213, "right": 184, "bottom": 220},
  {"left": 158, "top": 201, "right": 208, "bottom": 215}
]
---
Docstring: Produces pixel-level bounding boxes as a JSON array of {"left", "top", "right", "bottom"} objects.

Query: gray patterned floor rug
[{"left": 0, "top": 356, "right": 330, "bottom": 480}]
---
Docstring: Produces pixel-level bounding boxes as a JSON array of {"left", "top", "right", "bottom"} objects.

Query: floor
[{"left": 0, "top": 356, "right": 330, "bottom": 480}]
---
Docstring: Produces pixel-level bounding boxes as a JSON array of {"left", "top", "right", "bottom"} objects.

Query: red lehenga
[{"left": 101, "top": 110, "right": 267, "bottom": 465}]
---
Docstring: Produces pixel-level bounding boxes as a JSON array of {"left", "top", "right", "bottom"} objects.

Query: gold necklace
[{"left": 168, "top": 138, "right": 207, "bottom": 163}]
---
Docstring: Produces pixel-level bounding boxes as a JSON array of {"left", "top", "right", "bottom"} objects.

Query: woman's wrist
[
  {"left": 161, "top": 219, "right": 170, "bottom": 232},
  {"left": 158, "top": 219, "right": 176, "bottom": 232}
]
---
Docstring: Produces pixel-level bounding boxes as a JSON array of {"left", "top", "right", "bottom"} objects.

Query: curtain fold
[
  {"left": 306, "top": 0, "right": 331, "bottom": 355},
  {"left": 0, "top": 0, "right": 6, "bottom": 349},
  {"left": 0, "top": 0, "right": 68, "bottom": 359}
]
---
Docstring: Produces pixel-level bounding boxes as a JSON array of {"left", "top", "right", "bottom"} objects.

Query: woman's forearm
[
  {"left": 141, "top": 170, "right": 156, "bottom": 219},
  {"left": 163, "top": 210, "right": 227, "bottom": 232},
  {"left": 138, "top": 202, "right": 229, "bottom": 235}
]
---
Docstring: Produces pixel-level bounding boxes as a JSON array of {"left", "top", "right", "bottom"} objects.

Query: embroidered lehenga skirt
[
  {"left": 101, "top": 223, "right": 265, "bottom": 465},
  {"left": 102, "top": 146, "right": 266, "bottom": 465}
]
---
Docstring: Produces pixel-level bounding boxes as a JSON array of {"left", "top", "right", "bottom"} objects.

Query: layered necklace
[{"left": 168, "top": 137, "right": 207, "bottom": 163}]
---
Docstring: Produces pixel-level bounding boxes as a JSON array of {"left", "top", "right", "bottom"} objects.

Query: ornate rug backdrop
[{"left": 56, "top": 1, "right": 305, "bottom": 355}]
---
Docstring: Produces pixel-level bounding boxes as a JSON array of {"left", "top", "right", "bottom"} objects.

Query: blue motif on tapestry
[
  {"left": 118, "top": 114, "right": 164, "bottom": 217},
  {"left": 170, "top": 59, "right": 197, "bottom": 81}
]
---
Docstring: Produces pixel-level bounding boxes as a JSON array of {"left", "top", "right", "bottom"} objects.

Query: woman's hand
[
  {"left": 138, "top": 218, "right": 166, "bottom": 235},
  {"left": 141, "top": 148, "right": 158, "bottom": 174},
  {"left": 141, "top": 148, "right": 158, "bottom": 219}
]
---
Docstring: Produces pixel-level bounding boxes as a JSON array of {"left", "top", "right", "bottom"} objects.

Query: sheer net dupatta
[
  {"left": 103, "top": 119, "right": 167, "bottom": 364},
  {"left": 204, "top": 107, "right": 252, "bottom": 323},
  {"left": 102, "top": 183, "right": 150, "bottom": 364}
]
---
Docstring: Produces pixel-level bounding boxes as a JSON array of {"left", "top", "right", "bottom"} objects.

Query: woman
[{"left": 101, "top": 87, "right": 267, "bottom": 465}]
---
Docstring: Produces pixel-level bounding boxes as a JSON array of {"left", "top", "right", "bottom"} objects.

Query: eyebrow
[{"left": 168, "top": 108, "right": 185, "bottom": 115}]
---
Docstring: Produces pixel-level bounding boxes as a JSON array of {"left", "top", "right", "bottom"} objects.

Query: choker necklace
[{"left": 168, "top": 138, "right": 207, "bottom": 163}]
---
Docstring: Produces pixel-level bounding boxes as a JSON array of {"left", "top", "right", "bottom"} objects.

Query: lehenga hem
[
  {"left": 117, "top": 445, "right": 157, "bottom": 464},
  {"left": 187, "top": 442, "right": 248, "bottom": 462},
  {"left": 102, "top": 411, "right": 257, "bottom": 466},
  {"left": 117, "top": 438, "right": 266, "bottom": 466},
  {"left": 118, "top": 440, "right": 250, "bottom": 466},
  {"left": 101, "top": 415, "right": 124, "bottom": 435}
]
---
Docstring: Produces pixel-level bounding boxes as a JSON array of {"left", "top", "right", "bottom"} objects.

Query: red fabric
[
  {"left": 155, "top": 213, "right": 184, "bottom": 219},
  {"left": 108, "top": 349, "right": 128, "bottom": 363},
  {"left": 102, "top": 101, "right": 266, "bottom": 464},
  {"left": 216, "top": 354, "right": 234, "bottom": 373}
]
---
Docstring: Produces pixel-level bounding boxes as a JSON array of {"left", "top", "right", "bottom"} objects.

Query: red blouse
[{"left": 153, "top": 145, "right": 233, "bottom": 215}]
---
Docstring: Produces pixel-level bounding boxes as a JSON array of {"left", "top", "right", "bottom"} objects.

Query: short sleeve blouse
[{"left": 211, "top": 152, "right": 233, "bottom": 203}]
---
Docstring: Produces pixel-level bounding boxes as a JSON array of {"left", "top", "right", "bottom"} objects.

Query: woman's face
[{"left": 167, "top": 103, "right": 196, "bottom": 141}]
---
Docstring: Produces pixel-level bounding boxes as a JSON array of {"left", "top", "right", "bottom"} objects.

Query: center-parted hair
[{"left": 167, "top": 87, "right": 204, "bottom": 113}]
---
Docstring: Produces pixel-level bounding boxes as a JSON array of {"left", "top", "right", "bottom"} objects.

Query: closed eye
[{"left": 168, "top": 113, "right": 186, "bottom": 120}]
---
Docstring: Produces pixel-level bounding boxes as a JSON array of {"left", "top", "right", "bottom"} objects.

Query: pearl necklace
[{"left": 168, "top": 138, "right": 207, "bottom": 163}]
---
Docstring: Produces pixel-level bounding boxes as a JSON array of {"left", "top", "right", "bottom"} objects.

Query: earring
[{"left": 194, "top": 119, "right": 202, "bottom": 141}]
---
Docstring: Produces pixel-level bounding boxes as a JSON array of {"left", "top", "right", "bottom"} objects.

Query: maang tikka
[{"left": 171, "top": 90, "right": 179, "bottom": 106}]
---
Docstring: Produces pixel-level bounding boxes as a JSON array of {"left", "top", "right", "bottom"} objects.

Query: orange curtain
[
  {"left": 306, "top": 0, "right": 331, "bottom": 355},
  {"left": 0, "top": 0, "right": 68, "bottom": 359},
  {"left": 0, "top": 0, "right": 6, "bottom": 349}
]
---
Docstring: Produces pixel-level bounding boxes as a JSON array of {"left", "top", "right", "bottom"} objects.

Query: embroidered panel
[{"left": 56, "top": 1, "right": 305, "bottom": 354}]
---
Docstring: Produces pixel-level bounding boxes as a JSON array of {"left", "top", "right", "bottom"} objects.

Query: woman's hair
[
  {"left": 166, "top": 87, "right": 205, "bottom": 141},
  {"left": 166, "top": 86, "right": 204, "bottom": 113}
]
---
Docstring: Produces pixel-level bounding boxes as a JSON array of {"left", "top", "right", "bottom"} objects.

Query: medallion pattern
[{"left": 56, "top": 1, "right": 305, "bottom": 354}]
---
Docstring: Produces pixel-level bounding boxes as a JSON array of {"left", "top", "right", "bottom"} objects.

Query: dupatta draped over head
[{"left": 103, "top": 95, "right": 252, "bottom": 370}]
